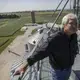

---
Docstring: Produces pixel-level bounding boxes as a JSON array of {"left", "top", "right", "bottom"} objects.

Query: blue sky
[{"left": 0, "top": 0, "right": 72, "bottom": 13}]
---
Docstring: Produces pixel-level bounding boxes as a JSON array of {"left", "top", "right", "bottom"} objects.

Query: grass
[
  {"left": 0, "top": 17, "right": 31, "bottom": 36},
  {"left": 0, "top": 37, "right": 15, "bottom": 53},
  {"left": 0, "top": 38, "right": 9, "bottom": 47},
  {"left": 35, "top": 11, "right": 71, "bottom": 24},
  {"left": 0, "top": 10, "right": 71, "bottom": 37}
]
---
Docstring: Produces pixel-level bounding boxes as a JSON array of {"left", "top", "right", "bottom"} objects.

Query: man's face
[{"left": 64, "top": 18, "right": 77, "bottom": 35}]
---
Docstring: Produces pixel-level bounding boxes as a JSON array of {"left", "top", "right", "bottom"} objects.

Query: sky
[{"left": 0, "top": 0, "right": 72, "bottom": 13}]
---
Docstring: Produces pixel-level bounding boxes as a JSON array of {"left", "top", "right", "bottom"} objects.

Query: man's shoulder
[
  {"left": 51, "top": 30, "right": 63, "bottom": 38},
  {"left": 48, "top": 30, "right": 62, "bottom": 42}
]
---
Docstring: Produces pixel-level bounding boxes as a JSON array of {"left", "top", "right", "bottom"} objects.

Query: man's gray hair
[{"left": 61, "top": 13, "right": 78, "bottom": 28}]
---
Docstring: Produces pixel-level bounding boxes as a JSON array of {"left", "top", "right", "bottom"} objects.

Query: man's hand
[{"left": 13, "top": 60, "right": 28, "bottom": 76}]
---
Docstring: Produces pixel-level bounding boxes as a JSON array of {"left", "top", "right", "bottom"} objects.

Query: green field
[
  {"left": 0, "top": 38, "right": 9, "bottom": 47},
  {"left": 0, "top": 10, "right": 72, "bottom": 53}
]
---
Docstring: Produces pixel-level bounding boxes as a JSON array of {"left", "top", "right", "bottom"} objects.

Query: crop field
[{"left": 0, "top": 10, "right": 71, "bottom": 53}]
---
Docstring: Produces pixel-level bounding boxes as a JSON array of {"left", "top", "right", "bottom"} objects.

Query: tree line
[{"left": 0, "top": 14, "right": 20, "bottom": 19}]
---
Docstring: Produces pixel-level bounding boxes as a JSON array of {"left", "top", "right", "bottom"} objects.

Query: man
[{"left": 14, "top": 13, "right": 79, "bottom": 80}]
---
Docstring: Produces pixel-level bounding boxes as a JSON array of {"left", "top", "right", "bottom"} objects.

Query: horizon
[{"left": 0, "top": 9, "right": 71, "bottom": 13}]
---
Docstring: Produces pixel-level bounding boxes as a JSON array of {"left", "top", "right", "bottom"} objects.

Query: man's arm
[
  {"left": 27, "top": 38, "right": 55, "bottom": 66},
  {"left": 14, "top": 33, "right": 58, "bottom": 75},
  {"left": 27, "top": 32, "right": 60, "bottom": 66}
]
